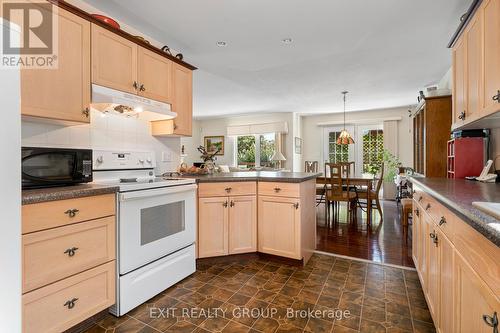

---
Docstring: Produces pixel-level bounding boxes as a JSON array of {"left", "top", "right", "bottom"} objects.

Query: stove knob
[
  {"left": 139, "top": 159, "right": 145, "bottom": 164},
  {"left": 146, "top": 158, "right": 152, "bottom": 164},
  {"left": 96, "top": 156, "right": 103, "bottom": 163}
]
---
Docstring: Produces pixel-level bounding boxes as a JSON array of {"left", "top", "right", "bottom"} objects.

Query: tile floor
[{"left": 84, "top": 253, "right": 435, "bottom": 333}]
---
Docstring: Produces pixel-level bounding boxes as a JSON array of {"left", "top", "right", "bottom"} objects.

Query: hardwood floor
[{"left": 316, "top": 200, "right": 414, "bottom": 268}]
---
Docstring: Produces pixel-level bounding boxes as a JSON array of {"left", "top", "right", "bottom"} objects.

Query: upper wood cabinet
[
  {"left": 137, "top": 47, "right": 173, "bottom": 103},
  {"left": 481, "top": 0, "right": 500, "bottom": 115},
  {"left": 151, "top": 63, "right": 193, "bottom": 137},
  {"left": 91, "top": 24, "right": 138, "bottom": 94},
  {"left": 21, "top": 8, "right": 90, "bottom": 124},
  {"left": 452, "top": 0, "right": 500, "bottom": 129}
]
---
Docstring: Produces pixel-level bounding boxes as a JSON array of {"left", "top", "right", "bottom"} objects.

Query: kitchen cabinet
[
  {"left": 481, "top": 0, "right": 500, "bottom": 116},
  {"left": 197, "top": 182, "right": 257, "bottom": 258},
  {"left": 455, "top": 252, "right": 500, "bottom": 333},
  {"left": 21, "top": 7, "right": 91, "bottom": 124},
  {"left": 22, "top": 194, "right": 116, "bottom": 333},
  {"left": 198, "top": 197, "right": 229, "bottom": 258},
  {"left": 91, "top": 24, "right": 138, "bottom": 94},
  {"left": 451, "top": 0, "right": 500, "bottom": 129},
  {"left": 151, "top": 63, "right": 193, "bottom": 137},
  {"left": 258, "top": 195, "right": 301, "bottom": 260},
  {"left": 137, "top": 47, "right": 173, "bottom": 103},
  {"left": 412, "top": 184, "right": 500, "bottom": 333}
]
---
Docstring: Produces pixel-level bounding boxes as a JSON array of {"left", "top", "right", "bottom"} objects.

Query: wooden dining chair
[
  {"left": 357, "top": 163, "right": 384, "bottom": 221},
  {"left": 324, "top": 163, "right": 358, "bottom": 225},
  {"left": 304, "top": 161, "right": 319, "bottom": 173}
]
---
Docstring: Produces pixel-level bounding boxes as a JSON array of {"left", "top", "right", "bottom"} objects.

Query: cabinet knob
[
  {"left": 425, "top": 203, "right": 431, "bottom": 211},
  {"left": 482, "top": 312, "right": 498, "bottom": 331},
  {"left": 439, "top": 217, "right": 446, "bottom": 226},
  {"left": 223, "top": 201, "right": 228, "bottom": 208},
  {"left": 274, "top": 187, "right": 281, "bottom": 192},
  {"left": 64, "top": 247, "right": 79, "bottom": 257},
  {"left": 82, "top": 107, "right": 89, "bottom": 118},
  {"left": 418, "top": 196, "right": 423, "bottom": 202},
  {"left": 429, "top": 231, "right": 438, "bottom": 246},
  {"left": 414, "top": 208, "right": 420, "bottom": 217},
  {"left": 458, "top": 111, "right": 466, "bottom": 120},
  {"left": 225, "top": 187, "right": 232, "bottom": 193},
  {"left": 492, "top": 90, "right": 500, "bottom": 103},
  {"left": 173, "top": 123, "right": 178, "bottom": 130},
  {"left": 229, "top": 200, "right": 235, "bottom": 207},
  {"left": 293, "top": 202, "right": 299, "bottom": 209},
  {"left": 64, "top": 209, "right": 79, "bottom": 218},
  {"left": 63, "top": 298, "right": 78, "bottom": 309},
  {"left": 139, "top": 84, "right": 146, "bottom": 92},
  {"left": 133, "top": 81, "right": 138, "bottom": 90}
]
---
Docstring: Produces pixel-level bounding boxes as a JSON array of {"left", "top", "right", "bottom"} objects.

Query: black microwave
[{"left": 22, "top": 147, "right": 93, "bottom": 189}]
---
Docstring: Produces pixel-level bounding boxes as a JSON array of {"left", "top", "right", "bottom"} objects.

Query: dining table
[{"left": 316, "top": 173, "right": 375, "bottom": 223}]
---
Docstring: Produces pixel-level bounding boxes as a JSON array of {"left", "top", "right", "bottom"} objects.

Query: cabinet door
[
  {"left": 171, "top": 63, "right": 193, "bottom": 136},
  {"left": 228, "top": 196, "right": 257, "bottom": 254},
  {"left": 481, "top": 0, "right": 500, "bottom": 115},
  {"left": 453, "top": 37, "right": 467, "bottom": 126},
  {"left": 437, "top": 229, "right": 454, "bottom": 333},
  {"left": 427, "top": 219, "right": 440, "bottom": 324},
  {"left": 455, "top": 252, "right": 500, "bottom": 333},
  {"left": 466, "top": 13, "right": 482, "bottom": 121},
  {"left": 412, "top": 203, "right": 421, "bottom": 269},
  {"left": 137, "top": 47, "right": 173, "bottom": 103},
  {"left": 258, "top": 196, "right": 301, "bottom": 260},
  {"left": 21, "top": 8, "right": 90, "bottom": 123},
  {"left": 91, "top": 24, "right": 137, "bottom": 94},
  {"left": 198, "top": 197, "right": 228, "bottom": 258},
  {"left": 419, "top": 211, "right": 429, "bottom": 292}
]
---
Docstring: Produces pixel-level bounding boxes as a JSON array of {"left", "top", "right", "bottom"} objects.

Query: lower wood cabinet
[
  {"left": 412, "top": 185, "right": 499, "bottom": 333},
  {"left": 198, "top": 194, "right": 257, "bottom": 258},
  {"left": 258, "top": 195, "right": 301, "bottom": 260}
]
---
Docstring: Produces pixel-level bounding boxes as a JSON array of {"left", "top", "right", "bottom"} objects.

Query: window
[
  {"left": 328, "top": 131, "right": 349, "bottom": 163},
  {"left": 236, "top": 134, "right": 275, "bottom": 168},
  {"left": 361, "top": 129, "right": 384, "bottom": 173}
]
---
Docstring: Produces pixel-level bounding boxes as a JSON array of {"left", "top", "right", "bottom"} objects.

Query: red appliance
[{"left": 447, "top": 137, "right": 485, "bottom": 178}]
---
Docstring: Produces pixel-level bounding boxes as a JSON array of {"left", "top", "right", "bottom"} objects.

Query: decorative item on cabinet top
[{"left": 90, "top": 14, "right": 120, "bottom": 29}]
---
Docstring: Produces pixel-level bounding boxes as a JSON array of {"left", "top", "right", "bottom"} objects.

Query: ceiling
[{"left": 84, "top": 0, "right": 470, "bottom": 118}]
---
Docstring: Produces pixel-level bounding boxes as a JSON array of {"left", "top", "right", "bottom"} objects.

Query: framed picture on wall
[
  {"left": 204, "top": 136, "right": 225, "bottom": 155},
  {"left": 295, "top": 137, "right": 302, "bottom": 154}
]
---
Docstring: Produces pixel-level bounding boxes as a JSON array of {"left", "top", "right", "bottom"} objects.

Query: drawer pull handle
[
  {"left": 458, "top": 111, "right": 466, "bottom": 120},
  {"left": 425, "top": 203, "right": 431, "bottom": 211},
  {"left": 229, "top": 200, "right": 235, "bottom": 207},
  {"left": 82, "top": 107, "right": 90, "bottom": 118},
  {"left": 274, "top": 187, "right": 282, "bottom": 192},
  {"left": 492, "top": 90, "right": 500, "bottom": 103},
  {"left": 225, "top": 187, "right": 232, "bottom": 193},
  {"left": 63, "top": 298, "right": 78, "bottom": 309},
  {"left": 293, "top": 202, "right": 299, "bottom": 209},
  {"left": 64, "top": 247, "right": 79, "bottom": 257},
  {"left": 418, "top": 196, "right": 423, "bottom": 202},
  {"left": 64, "top": 209, "right": 79, "bottom": 218},
  {"left": 439, "top": 217, "right": 446, "bottom": 226},
  {"left": 482, "top": 312, "right": 498, "bottom": 332},
  {"left": 139, "top": 84, "right": 146, "bottom": 92},
  {"left": 133, "top": 81, "right": 138, "bottom": 90},
  {"left": 429, "top": 231, "right": 438, "bottom": 246},
  {"left": 223, "top": 201, "right": 228, "bottom": 208},
  {"left": 414, "top": 208, "right": 420, "bottom": 217}
]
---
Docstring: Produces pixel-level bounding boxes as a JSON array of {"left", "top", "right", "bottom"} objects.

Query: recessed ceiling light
[
  {"left": 281, "top": 38, "right": 293, "bottom": 44},
  {"left": 216, "top": 41, "right": 227, "bottom": 47}
]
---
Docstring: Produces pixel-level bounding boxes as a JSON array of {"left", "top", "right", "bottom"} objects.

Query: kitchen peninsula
[{"left": 184, "top": 172, "right": 319, "bottom": 264}]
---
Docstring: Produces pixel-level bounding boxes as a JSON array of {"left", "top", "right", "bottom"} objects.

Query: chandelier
[{"left": 337, "top": 91, "right": 355, "bottom": 145}]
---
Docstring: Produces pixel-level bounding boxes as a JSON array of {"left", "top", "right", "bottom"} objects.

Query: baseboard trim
[{"left": 313, "top": 250, "right": 416, "bottom": 271}]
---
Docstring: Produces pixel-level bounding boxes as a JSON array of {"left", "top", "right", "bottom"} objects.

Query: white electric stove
[{"left": 92, "top": 150, "right": 197, "bottom": 316}]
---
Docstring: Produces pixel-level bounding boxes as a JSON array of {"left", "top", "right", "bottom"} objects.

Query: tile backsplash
[{"left": 22, "top": 109, "right": 181, "bottom": 174}]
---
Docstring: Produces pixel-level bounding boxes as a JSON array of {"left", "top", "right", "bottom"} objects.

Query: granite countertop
[
  {"left": 22, "top": 184, "right": 119, "bottom": 205},
  {"left": 181, "top": 171, "right": 321, "bottom": 183},
  {"left": 409, "top": 177, "right": 500, "bottom": 247}
]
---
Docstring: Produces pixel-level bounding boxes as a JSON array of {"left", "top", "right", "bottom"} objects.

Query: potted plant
[{"left": 382, "top": 149, "right": 402, "bottom": 200}]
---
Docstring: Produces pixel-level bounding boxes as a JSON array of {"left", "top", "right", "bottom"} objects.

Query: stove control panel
[{"left": 93, "top": 150, "right": 156, "bottom": 170}]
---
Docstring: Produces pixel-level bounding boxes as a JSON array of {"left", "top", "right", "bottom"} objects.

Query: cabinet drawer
[
  {"left": 198, "top": 182, "right": 256, "bottom": 197},
  {"left": 22, "top": 194, "right": 116, "bottom": 234},
  {"left": 23, "top": 216, "right": 115, "bottom": 293},
  {"left": 23, "top": 261, "right": 115, "bottom": 333},
  {"left": 414, "top": 190, "right": 457, "bottom": 241},
  {"left": 258, "top": 181, "right": 300, "bottom": 198}
]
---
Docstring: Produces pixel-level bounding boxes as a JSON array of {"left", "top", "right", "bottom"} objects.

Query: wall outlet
[{"left": 162, "top": 151, "right": 172, "bottom": 162}]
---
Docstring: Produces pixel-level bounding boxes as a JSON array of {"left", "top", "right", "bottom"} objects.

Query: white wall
[
  {"left": 22, "top": 110, "right": 181, "bottom": 174},
  {"left": 181, "top": 113, "right": 295, "bottom": 170},
  {"left": 300, "top": 106, "right": 413, "bottom": 171}
]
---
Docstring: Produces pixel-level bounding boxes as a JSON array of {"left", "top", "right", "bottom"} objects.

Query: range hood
[{"left": 91, "top": 84, "right": 177, "bottom": 120}]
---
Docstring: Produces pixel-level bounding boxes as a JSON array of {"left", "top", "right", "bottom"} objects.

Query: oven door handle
[{"left": 119, "top": 184, "right": 197, "bottom": 201}]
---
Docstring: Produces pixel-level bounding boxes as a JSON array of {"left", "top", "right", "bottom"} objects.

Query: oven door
[{"left": 118, "top": 184, "right": 197, "bottom": 275}]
